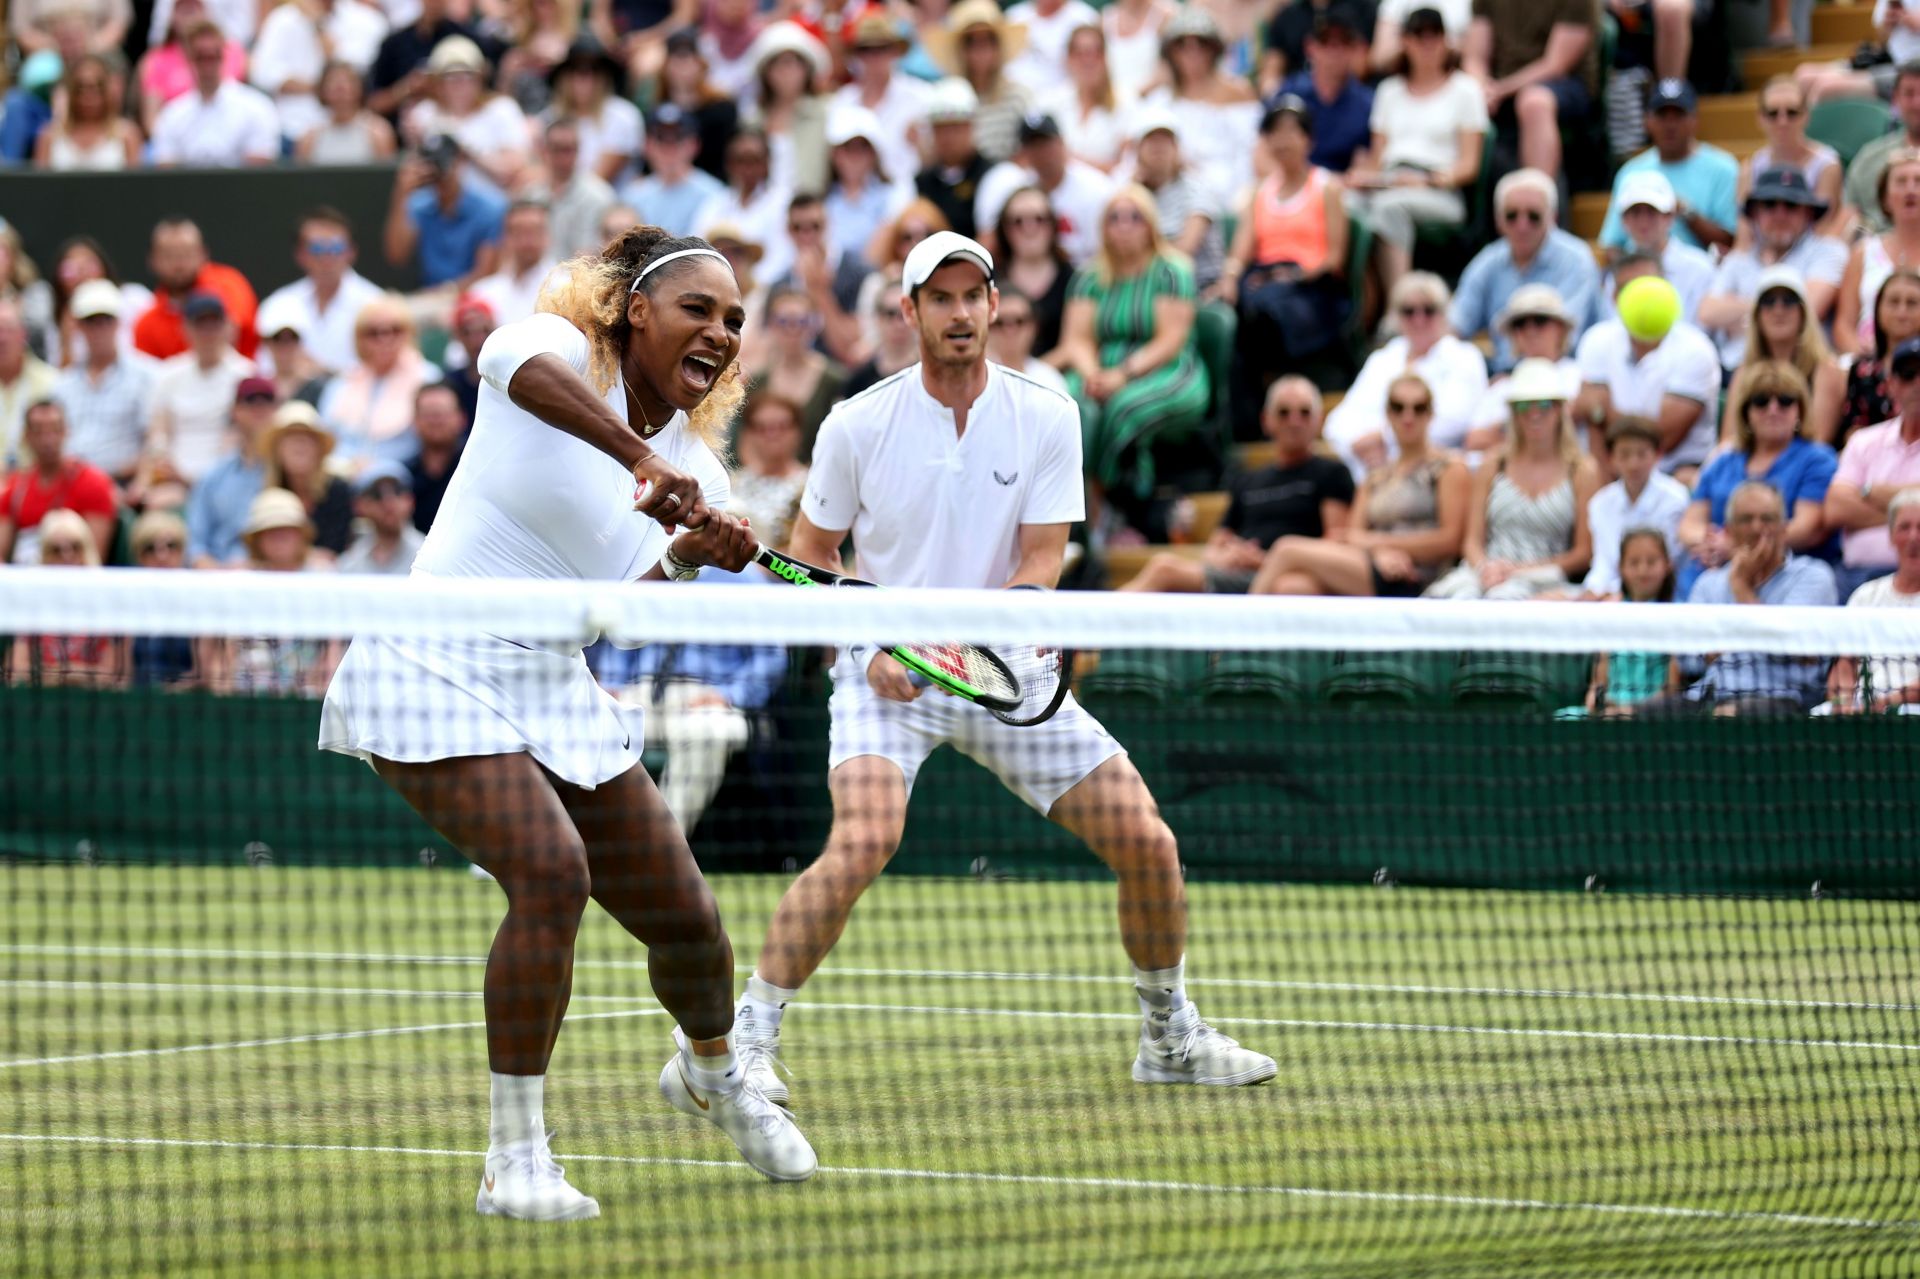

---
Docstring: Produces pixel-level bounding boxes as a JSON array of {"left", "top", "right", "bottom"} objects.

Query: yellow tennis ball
[{"left": 1617, "top": 276, "right": 1680, "bottom": 344}]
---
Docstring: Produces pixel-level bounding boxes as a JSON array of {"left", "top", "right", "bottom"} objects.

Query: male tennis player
[{"left": 726, "top": 231, "right": 1276, "bottom": 1101}]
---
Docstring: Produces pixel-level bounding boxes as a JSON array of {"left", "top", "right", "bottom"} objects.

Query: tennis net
[{"left": 2, "top": 567, "right": 1917, "bottom": 1278}]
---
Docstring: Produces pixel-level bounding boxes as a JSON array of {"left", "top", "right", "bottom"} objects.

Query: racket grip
[{"left": 906, "top": 670, "right": 932, "bottom": 689}]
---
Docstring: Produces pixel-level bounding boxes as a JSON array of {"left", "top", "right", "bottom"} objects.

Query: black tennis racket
[{"left": 754, "top": 546, "right": 1073, "bottom": 727}]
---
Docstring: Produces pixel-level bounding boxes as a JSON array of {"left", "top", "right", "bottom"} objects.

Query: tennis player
[
  {"left": 733, "top": 231, "right": 1276, "bottom": 1103},
  {"left": 319, "top": 228, "right": 815, "bottom": 1222}
]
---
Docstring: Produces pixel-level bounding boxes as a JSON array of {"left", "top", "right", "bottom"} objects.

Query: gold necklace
[{"left": 625, "top": 378, "right": 663, "bottom": 438}]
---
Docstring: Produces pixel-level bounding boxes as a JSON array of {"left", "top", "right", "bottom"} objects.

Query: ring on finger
[{"left": 661, "top": 492, "right": 682, "bottom": 509}]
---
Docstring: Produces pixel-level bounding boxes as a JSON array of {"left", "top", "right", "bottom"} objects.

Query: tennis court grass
[{"left": 3, "top": 865, "right": 1917, "bottom": 1277}]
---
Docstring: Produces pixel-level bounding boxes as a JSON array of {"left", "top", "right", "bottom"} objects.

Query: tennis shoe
[
  {"left": 733, "top": 999, "right": 791, "bottom": 1107},
  {"left": 1132, "top": 1002, "right": 1277, "bottom": 1087},
  {"left": 475, "top": 1124, "right": 600, "bottom": 1221},
  {"left": 659, "top": 1027, "right": 816, "bottom": 1182}
]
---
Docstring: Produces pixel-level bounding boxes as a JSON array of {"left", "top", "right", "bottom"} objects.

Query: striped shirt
[{"left": 53, "top": 355, "right": 156, "bottom": 477}]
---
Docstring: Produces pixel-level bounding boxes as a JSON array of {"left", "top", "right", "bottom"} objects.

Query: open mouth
[
  {"left": 680, "top": 352, "right": 720, "bottom": 391},
  {"left": 945, "top": 330, "right": 976, "bottom": 345}
]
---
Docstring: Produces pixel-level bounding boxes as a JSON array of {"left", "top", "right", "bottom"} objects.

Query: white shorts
[{"left": 827, "top": 663, "right": 1126, "bottom": 814}]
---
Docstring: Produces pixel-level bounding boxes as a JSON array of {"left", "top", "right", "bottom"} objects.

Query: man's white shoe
[
  {"left": 733, "top": 999, "right": 791, "bottom": 1107},
  {"left": 1132, "top": 1003, "right": 1278, "bottom": 1087},
  {"left": 658, "top": 1028, "right": 817, "bottom": 1182},
  {"left": 475, "top": 1125, "right": 601, "bottom": 1221}
]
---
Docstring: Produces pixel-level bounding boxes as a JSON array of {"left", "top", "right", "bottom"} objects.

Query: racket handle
[{"left": 906, "top": 670, "right": 931, "bottom": 689}]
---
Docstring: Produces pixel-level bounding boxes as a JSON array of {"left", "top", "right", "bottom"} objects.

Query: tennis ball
[{"left": 1617, "top": 276, "right": 1680, "bottom": 344}]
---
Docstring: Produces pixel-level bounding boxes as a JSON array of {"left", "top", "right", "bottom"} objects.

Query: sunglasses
[
  {"left": 43, "top": 542, "right": 86, "bottom": 556},
  {"left": 1503, "top": 209, "right": 1544, "bottom": 225},
  {"left": 1105, "top": 207, "right": 1148, "bottom": 225},
  {"left": 238, "top": 392, "right": 277, "bottom": 405},
  {"left": 771, "top": 314, "right": 813, "bottom": 329},
  {"left": 1513, "top": 400, "right": 1560, "bottom": 415},
  {"left": 1746, "top": 392, "right": 1801, "bottom": 411},
  {"left": 138, "top": 539, "right": 184, "bottom": 554},
  {"left": 1510, "top": 314, "right": 1560, "bottom": 330},
  {"left": 1758, "top": 290, "right": 1801, "bottom": 310},
  {"left": 1270, "top": 405, "right": 1314, "bottom": 418},
  {"left": 990, "top": 315, "right": 1032, "bottom": 329},
  {"left": 1387, "top": 399, "right": 1432, "bottom": 415},
  {"left": 1006, "top": 212, "right": 1052, "bottom": 229},
  {"left": 963, "top": 31, "right": 1000, "bottom": 46},
  {"left": 1399, "top": 304, "right": 1439, "bottom": 319},
  {"left": 1750, "top": 200, "right": 1802, "bottom": 214},
  {"left": 788, "top": 220, "right": 824, "bottom": 234},
  {"left": 360, "top": 325, "right": 405, "bottom": 338},
  {"left": 1762, "top": 106, "right": 1803, "bottom": 121},
  {"left": 304, "top": 237, "right": 349, "bottom": 256}
]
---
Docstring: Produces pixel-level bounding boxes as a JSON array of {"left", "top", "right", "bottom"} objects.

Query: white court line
[
  {"left": 0, "top": 1132, "right": 1911, "bottom": 1234},
  {"left": 6, "top": 943, "right": 1916, "bottom": 1014}
]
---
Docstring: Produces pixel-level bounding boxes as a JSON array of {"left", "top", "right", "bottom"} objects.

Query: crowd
[{"left": 5, "top": 0, "right": 1920, "bottom": 727}]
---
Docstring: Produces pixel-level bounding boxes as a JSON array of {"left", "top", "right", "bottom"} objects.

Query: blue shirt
[
  {"left": 826, "top": 181, "right": 903, "bottom": 271},
  {"left": 1599, "top": 145, "right": 1741, "bottom": 252},
  {"left": 587, "top": 568, "right": 786, "bottom": 711},
  {"left": 185, "top": 452, "right": 265, "bottom": 564},
  {"left": 1683, "top": 554, "right": 1838, "bottom": 705},
  {"left": 1277, "top": 74, "right": 1373, "bottom": 174},
  {"left": 619, "top": 169, "right": 725, "bottom": 239},
  {"left": 1450, "top": 228, "right": 1602, "bottom": 372},
  {"left": 1678, "top": 437, "right": 1840, "bottom": 596},
  {"left": 406, "top": 180, "right": 508, "bottom": 287}
]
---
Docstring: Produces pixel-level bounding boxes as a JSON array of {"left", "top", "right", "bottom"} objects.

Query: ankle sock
[
  {"left": 488, "top": 1071, "right": 544, "bottom": 1153},
  {"left": 1133, "top": 957, "right": 1190, "bottom": 1019},
  {"left": 742, "top": 971, "right": 798, "bottom": 1035}
]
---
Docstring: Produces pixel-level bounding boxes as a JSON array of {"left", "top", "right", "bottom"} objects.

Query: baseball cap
[
  {"left": 1647, "top": 78, "right": 1697, "bottom": 113},
  {"left": 826, "top": 103, "right": 884, "bottom": 148},
  {"left": 648, "top": 101, "right": 692, "bottom": 137},
  {"left": 353, "top": 458, "right": 414, "bottom": 497},
  {"left": 1617, "top": 169, "right": 1677, "bottom": 214},
  {"left": 1261, "top": 93, "right": 1315, "bottom": 134},
  {"left": 451, "top": 293, "right": 496, "bottom": 329},
  {"left": 1891, "top": 335, "right": 1920, "bottom": 376},
  {"left": 926, "top": 77, "right": 979, "bottom": 123},
  {"left": 234, "top": 376, "right": 278, "bottom": 404},
  {"left": 1311, "top": 4, "right": 1365, "bottom": 40},
  {"left": 1402, "top": 6, "right": 1448, "bottom": 36},
  {"left": 256, "top": 293, "right": 307, "bottom": 341},
  {"left": 902, "top": 230, "right": 994, "bottom": 293},
  {"left": 70, "top": 280, "right": 122, "bottom": 321},
  {"left": 182, "top": 292, "right": 227, "bottom": 323},
  {"left": 1131, "top": 102, "right": 1180, "bottom": 144},
  {"left": 664, "top": 27, "right": 700, "bottom": 56},
  {"left": 1018, "top": 112, "right": 1062, "bottom": 144},
  {"left": 1746, "top": 166, "right": 1829, "bottom": 216}
]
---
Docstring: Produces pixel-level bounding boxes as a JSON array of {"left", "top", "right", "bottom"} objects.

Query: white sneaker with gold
[
  {"left": 658, "top": 1027, "right": 816, "bottom": 1182},
  {"left": 475, "top": 1124, "right": 600, "bottom": 1221}
]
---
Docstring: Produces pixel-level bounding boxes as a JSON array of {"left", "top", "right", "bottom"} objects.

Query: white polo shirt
[
  {"left": 1582, "top": 470, "right": 1691, "bottom": 594},
  {"left": 1574, "top": 317, "right": 1721, "bottom": 472},
  {"left": 151, "top": 80, "right": 281, "bottom": 167},
  {"left": 801, "top": 360, "right": 1085, "bottom": 590},
  {"left": 257, "top": 272, "right": 385, "bottom": 373}
]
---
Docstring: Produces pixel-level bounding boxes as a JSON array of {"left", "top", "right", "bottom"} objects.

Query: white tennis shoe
[
  {"left": 475, "top": 1125, "right": 601, "bottom": 1221},
  {"left": 1132, "top": 1003, "right": 1278, "bottom": 1087},
  {"left": 658, "top": 1028, "right": 816, "bottom": 1182},
  {"left": 732, "top": 1000, "right": 791, "bottom": 1107}
]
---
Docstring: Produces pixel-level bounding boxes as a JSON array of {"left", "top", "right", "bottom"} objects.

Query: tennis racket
[{"left": 753, "top": 546, "right": 1073, "bottom": 727}]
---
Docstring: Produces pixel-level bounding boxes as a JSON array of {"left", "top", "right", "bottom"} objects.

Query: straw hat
[
  {"left": 841, "top": 4, "right": 908, "bottom": 51},
  {"left": 427, "top": 35, "right": 487, "bottom": 76},
  {"left": 701, "top": 221, "right": 766, "bottom": 263},
  {"left": 925, "top": 0, "right": 1029, "bottom": 74},
  {"left": 260, "top": 400, "right": 338, "bottom": 457},
  {"left": 749, "top": 21, "right": 831, "bottom": 81},
  {"left": 1495, "top": 284, "right": 1575, "bottom": 335},
  {"left": 242, "top": 487, "right": 314, "bottom": 540}
]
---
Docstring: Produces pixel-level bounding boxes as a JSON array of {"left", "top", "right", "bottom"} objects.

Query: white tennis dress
[
  {"left": 318, "top": 311, "right": 730, "bottom": 788},
  {"left": 802, "top": 361, "right": 1124, "bottom": 812}
]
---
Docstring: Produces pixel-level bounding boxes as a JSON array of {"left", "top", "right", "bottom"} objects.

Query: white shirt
[
  {"left": 149, "top": 0, "right": 257, "bottom": 48},
  {"left": 1702, "top": 236, "right": 1849, "bottom": 368},
  {"left": 1039, "top": 84, "right": 1135, "bottom": 172},
  {"left": 420, "top": 311, "right": 728, "bottom": 583},
  {"left": 696, "top": 182, "right": 795, "bottom": 282},
  {"left": 406, "top": 97, "right": 531, "bottom": 166},
  {"left": 1324, "top": 334, "right": 1490, "bottom": 476},
  {"left": 151, "top": 349, "right": 255, "bottom": 483},
  {"left": 801, "top": 362, "right": 1085, "bottom": 591},
  {"left": 1602, "top": 240, "right": 1717, "bottom": 334},
  {"left": 1876, "top": 0, "right": 1920, "bottom": 65},
  {"left": 830, "top": 78, "right": 931, "bottom": 187},
  {"left": 1005, "top": 0, "right": 1102, "bottom": 94},
  {"left": 548, "top": 98, "right": 644, "bottom": 186},
  {"left": 249, "top": 0, "right": 388, "bottom": 141},
  {"left": 1575, "top": 318, "right": 1722, "bottom": 472},
  {"left": 1581, "top": 471, "right": 1691, "bottom": 594},
  {"left": 1847, "top": 572, "right": 1920, "bottom": 699},
  {"left": 1370, "top": 72, "right": 1489, "bottom": 175},
  {"left": 975, "top": 159, "right": 1116, "bottom": 265},
  {"left": 1102, "top": 2, "right": 1174, "bottom": 98},
  {"left": 151, "top": 81, "right": 281, "bottom": 167},
  {"left": 469, "top": 259, "right": 562, "bottom": 325},
  {"left": 1142, "top": 90, "right": 1261, "bottom": 209},
  {"left": 257, "top": 272, "right": 385, "bottom": 374}
]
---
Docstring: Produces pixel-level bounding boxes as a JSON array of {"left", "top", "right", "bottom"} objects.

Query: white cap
[
  {"left": 826, "top": 103, "right": 884, "bottom": 148},
  {"left": 256, "top": 293, "right": 308, "bottom": 340},
  {"left": 69, "top": 279, "right": 122, "bottom": 320},
  {"left": 1503, "top": 358, "right": 1572, "bottom": 405},
  {"left": 1616, "top": 169, "right": 1677, "bottom": 215},
  {"left": 902, "top": 230, "right": 994, "bottom": 293},
  {"left": 926, "top": 77, "right": 979, "bottom": 123},
  {"left": 1131, "top": 102, "right": 1180, "bottom": 144}
]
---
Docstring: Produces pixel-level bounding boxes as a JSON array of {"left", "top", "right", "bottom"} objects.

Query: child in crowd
[{"left": 1564, "top": 528, "right": 1678, "bottom": 718}]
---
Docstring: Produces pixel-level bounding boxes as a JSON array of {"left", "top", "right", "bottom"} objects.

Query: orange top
[
  {"left": 132, "top": 261, "right": 260, "bottom": 361},
  {"left": 1251, "top": 167, "right": 1331, "bottom": 275}
]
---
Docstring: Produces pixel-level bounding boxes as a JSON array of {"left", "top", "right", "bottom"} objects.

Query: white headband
[{"left": 629, "top": 247, "right": 735, "bottom": 293}]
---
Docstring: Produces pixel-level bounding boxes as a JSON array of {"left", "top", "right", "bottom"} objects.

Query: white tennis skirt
[{"left": 318, "top": 631, "right": 646, "bottom": 790}]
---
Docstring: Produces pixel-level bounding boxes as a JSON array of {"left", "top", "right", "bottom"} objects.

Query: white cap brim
[{"left": 902, "top": 230, "right": 995, "bottom": 292}]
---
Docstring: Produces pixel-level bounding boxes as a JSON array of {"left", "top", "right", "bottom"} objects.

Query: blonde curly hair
[{"left": 536, "top": 226, "right": 745, "bottom": 452}]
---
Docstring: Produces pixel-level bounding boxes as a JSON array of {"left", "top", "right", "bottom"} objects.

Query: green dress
[{"left": 1065, "top": 254, "right": 1211, "bottom": 497}]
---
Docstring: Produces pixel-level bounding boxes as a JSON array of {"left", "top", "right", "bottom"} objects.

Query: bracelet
[{"left": 660, "top": 546, "right": 701, "bottom": 581}]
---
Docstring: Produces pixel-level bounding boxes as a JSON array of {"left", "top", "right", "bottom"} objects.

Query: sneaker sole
[
  {"left": 659, "top": 1065, "right": 817, "bottom": 1183},
  {"left": 1131, "top": 1058, "right": 1279, "bottom": 1087},
  {"left": 475, "top": 1188, "right": 601, "bottom": 1222}
]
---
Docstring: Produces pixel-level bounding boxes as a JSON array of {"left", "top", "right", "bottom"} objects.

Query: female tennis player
[
  {"left": 728, "top": 231, "right": 1276, "bottom": 1105},
  {"left": 319, "top": 227, "right": 815, "bottom": 1222}
]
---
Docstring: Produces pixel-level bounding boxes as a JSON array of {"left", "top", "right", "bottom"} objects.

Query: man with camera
[{"left": 383, "top": 133, "right": 506, "bottom": 310}]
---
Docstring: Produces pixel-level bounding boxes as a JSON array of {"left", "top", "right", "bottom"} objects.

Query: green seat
[
  {"left": 1191, "top": 300, "right": 1237, "bottom": 458},
  {"left": 417, "top": 324, "right": 452, "bottom": 367},
  {"left": 1201, "top": 650, "right": 1334, "bottom": 704},
  {"left": 1451, "top": 652, "right": 1592, "bottom": 710},
  {"left": 1322, "top": 650, "right": 1452, "bottom": 707},
  {"left": 1807, "top": 99, "right": 1895, "bottom": 169},
  {"left": 1079, "top": 648, "right": 1209, "bottom": 704}
]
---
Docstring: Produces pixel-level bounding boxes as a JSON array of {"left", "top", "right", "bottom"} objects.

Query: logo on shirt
[{"left": 993, "top": 471, "right": 1018, "bottom": 486}]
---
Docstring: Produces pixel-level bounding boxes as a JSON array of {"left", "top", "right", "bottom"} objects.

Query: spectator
[
  {"left": 1837, "top": 151, "right": 1920, "bottom": 359},
  {"left": 258, "top": 209, "right": 387, "bottom": 376},
  {"left": 653, "top": 26, "right": 740, "bottom": 180},
  {"left": 52, "top": 281, "right": 153, "bottom": 484},
  {"left": 1040, "top": 24, "right": 1130, "bottom": 174},
  {"left": 1826, "top": 489, "right": 1920, "bottom": 713},
  {"left": 319, "top": 295, "right": 440, "bottom": 470},
  {"left": 1326, "top": 271, "right": 1486, "bottom": 476},
  {"left": 1130, "top": 109, "right": 1224, "bottom": 297},
  {"left": 132, "top": 218, "right": 259, "bottom": 362},
  {"left": 995, "top": 187, "right": 1074, "bottom": 357},
  {"left": 697, "top": 128, "right": 790, "bottom": 282},
  {"left": 367, "top": 0, "right": 501, "bottom": 120},
  {"left": 0, "top": 52, "right": 61, "bottom": 166},
  {"left": 598, "top": 203, "right": 641, "bottom": 244},
  {"left": 1737, "top": 77, "right": 1844, "bottom": 240},
  {"left": 1603, "top": 171, "right": 1716, "bottom": 326},
  {"left": 1121, "top": 377, "right": 1355, "bottom": 594},
  {"left": 136, "top": 0, "right": 246, "bottom": 134},
  {"left": 535, "top": 118, "right": 618, "bottom": 259},
  {"left": 7, "top": 509, "right": 125, "bottom": 688},
  {"left": 759, "top": 194, "right": 866, "bottom": 367},
  {"left": 263, "top": 401, "right": 353, "bottom": 556},
  {"left": 1699, "top": 170, "right": 1846, "bottom": 371},
  {"left": 1057, "top": 183, "right": 1210, "bottom": 539},
  {"left": 1278, "top": 5, "right": 1375, "bottom": 175},
  {"left": 1678, "top": 360, "right": 1837, "bottom": 597},
  {"left": 977, "top": 115, "right": 1116, "bottom": 268},
  {"left": 0, "top": 224, "right": 55, "bottom": 361},
  {"left": 588, "top": 0, "right": 697, "bottom": 86},
  {"left": 295, "top": 60, "right": 398, "bottom": 165},
  {"left": 916, "top": 80, "right": 991, "bottom": 239},
  {"left": 824, "top": 106, "right": 914, "bottom": 271},
  {"left": 1828, "top": 335, "right": 1920, "bottom": 599},
  {"left": 1425, "top": 358, "right": 1599, "bottom": 599},
  {"left": 745, "top": 286, "right": 846, "bottom": 458},
  {"left": 1796, "top": 10, "right": 1920, "bottom": 110},
  {"left": 249, "top": 0, "right": 388, "bottom": 146},
  {"left": 146, "top": 293, "right": 251, "bottom": 486},
  {"left": 1572, "top": 257, "right": 1719, "bottom": 475},
  {"left": 1579, "top": 417, "right": 1690, "bottom": 597},
  {"left": 1635, "top": 482, "right": 1837, "bottom": 718},
  {"left": 150, "top": 20, "right": 280, "bottom": 168},
  {"left": 185, "top": 378, "right": 280, "bottom": 567},
  {"left": 1006, "top": 0, "right": 1101, "bottom": 94},
  {"left": 1464, "top": 0, "right": 1597, "bottom": 176},
  {"left": 405, "top": 382, "right": 466, "bottom": 533},
  {"left": 1143, "top": 7, "right": 1262, "bottom": 207},
  {"left": 256, "top": 297, "right": 329, "bottom": 405},
  {"left": 127, "top": 510, "right": 200, "bottom": 689},
  {"left": 9, "top": 0, "right": 129, "bottom": 57},
  {"left": 743, "top": 22, "right": 830, "bottom": 199},
  {"left": 0, "top": 299, "right": 61, "bottom": 468},
  {"left": 986, "top": 284, "right": 1068, "bottom": 394},
  {"left": 1465, "top": 283, "right": 1580, "bottom": 458},
  {"left": 468, "top": 199, "right": 558, "bottom": 324},
  {"left": 729, "top": 391, "right": 809, "bottom": 549},
  {"left": 1843, "top": 62, "right": 1920, "bottom": 237},
  {"left": 1571, "top": 528, "right": 1679, "bottom": 715},
  {"left": 701, "top": 222, "right": 770, "bottom": 355},
  {"left": 336, "top": 459, "right": 425, "bottom": 574},
  {"left": 863, "top": 200, "right": 950, "bottom": 284},
  {"left": 544, "top": 38, "right": 643, "bottom": 186},
  {"left": 619, "top": 104, "right": 726, "bottom": 240},
  {"left": 695, "top": 0, "right": 765, "bottom": 100},
  {"left": 1264, "top": 0, "right": 1378, "bottom": 86},
  {"left": 1102, "top": 0, "right": 1177, "bottom": 99},
  {"left": 1836, "top": 269, "right": 1920, "bottom": 451},
  {"left": 489, "top": 0, "right": 578, "bottom": 112},
  {"left": 1598, "top": 80, "right": 1738, "bottom": 254},
  {"left": 34, "top": 52, "right": 143, "bottom": 171},
  {"left": 1720, "top": 268, "right": 1845, "bottom": 448},
  {"left": 1452, "top": 169, "right": 1599, "bottom": 373},
  {"left": 48, "top": 237, "right": 150, "bottom": 371},
  {"left": 1253, "top": 371, "right": 1470, "bottom": 596},
  {"left": 403, "top": 36, "right": 532, "bottom": 191},
  {"left": 205, "top": 489, "right": 341, "bottom": 697},
  {"left": 926, "top": 0, "right": 1033, "bottom": 165},
  {"left": 1371, "top": 0, "right": 1470, "bottom": 74},
  {"left": 383, "top": 134, "right": 507, "bottom": 292},
  {"left": 842, "top": 266, "right": 918, "bottom": 398},
  {"left": 0, "top": 399, "right": 118, "bottom": 563}
]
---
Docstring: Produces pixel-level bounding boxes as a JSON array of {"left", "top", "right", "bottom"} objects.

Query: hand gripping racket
[{"left": 753, "top": 546, "right": 1073, "bottom": 727}]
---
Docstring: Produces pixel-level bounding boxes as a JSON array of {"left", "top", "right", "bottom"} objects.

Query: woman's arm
[
  {"left": 1786, "top": 492, "right": 1828, "bottom": 551},
  {"left": 1173, "top": 212, "right": 1210, "bottom": 260},
  {"left": 1833, "top": 241, "right": 1865, "bottom": 358},
  {"left": 1586, "top": 650, "right": 1611, "bottom": 713},
  {"left": 1055, "top": 296, "right": 1102, "bottom": 379},
  {"left": 1457, "top": 460, "right": 1494, "bottom": 567},
  {"left": 1547, "top": 458, "right": 1601, "bottom": 578},
  {"left": 1319, "top": 177, "right": 1349, "bottom": 279},
  {"left": 1371, "top": 457, "right": 1473, "bottom": 562},
  {"left": 1675, "top": 496, "right": 1713, "bottom": 555},
  {"left": 1447, "top": 129, "right": 1484, "bottom": 192},
  {"left": 1810, "top": 360, "right": 1845, "bottom": 445},
  {"left": 1121, "top": 295, "right": 1195, "bottom": 380},
  {"left": 1218, "top": 193, "right": 1256, "bottom": 303}
]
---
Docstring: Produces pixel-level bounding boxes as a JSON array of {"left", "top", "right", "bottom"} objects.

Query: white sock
[
  {"left": 743, "top": 971, "right": 797, "bottom": 1035},
  {"left": 1134, "top": 958, "right": 1189, "bottom": 1019},
  {"left": 488, "top": 1072, "right": 544, "bottom": 1153},
  {"left": 684, "top": 1041, "right": 742, "bottom": 1093}
]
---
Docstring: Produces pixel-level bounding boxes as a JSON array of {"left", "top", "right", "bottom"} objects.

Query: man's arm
[
  {"left": 384, "top": 162, "right": 428, "bottom": 268},
  {"left": 1825, "top": 478, "right": 1888, "bottom": 532},
  {"left": 1007, "top": 522, "right": 1071, "bottom": 589},
  {"left": 1491, "top": 22, "right": 1591, "bottom": 99},
  {"left": 1655, "top": 394, "right": 1705, "bottom": 456},
  {"left": 786, "top": 510, "right": 849, "bottom": 573}
]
